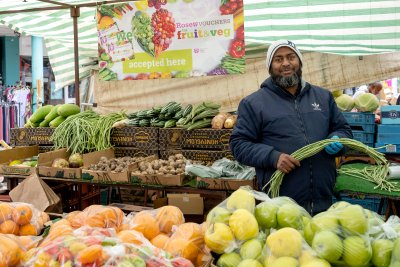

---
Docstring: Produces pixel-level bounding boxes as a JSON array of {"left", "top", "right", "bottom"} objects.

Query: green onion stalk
[{"left": 262, "top": 138, "right": 398, "bottom": 197}]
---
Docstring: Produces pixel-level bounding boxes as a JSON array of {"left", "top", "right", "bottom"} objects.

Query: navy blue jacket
[{"left": 230, "top": 77, "right": 353, "bottom": 213}]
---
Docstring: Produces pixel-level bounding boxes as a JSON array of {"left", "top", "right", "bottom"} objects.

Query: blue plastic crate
[
  {"left": 352, "top": 130, "right": 375, "bottom": 143},
  {"left": 381, "top": 105, "right": 400, "bottom": 124},
  {"left": 377, "top": 124, "right": 400, "bottom": 134},
  {"left": 342, "top": 112, "right": 375, "bottom": 124},
  {"left": 350, "top": 123, "right": 375, "bottom": 133},
  {"left": 332, "top": 194, "right": 385, "bottom": 214},
  {"left": 376, "top": 133, "right": 400, "bottom": 144},
  {"left": 375, "top": 143, "right": 400, "bottom": 154}
]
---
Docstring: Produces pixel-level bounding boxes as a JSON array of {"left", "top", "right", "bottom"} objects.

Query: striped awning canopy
[
  {"left": 244, "top": 0, "right": 400, "bottom": 57},
  {"left": 1, "top": 0, "right": 400, "bottom": 89},
  {"left": 0, "top": 0, "right": 100, "bottom": 90}
]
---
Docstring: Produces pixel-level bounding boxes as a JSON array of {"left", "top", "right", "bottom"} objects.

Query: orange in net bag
[{"left": 0, "top": 202, "right": 49, "bottom": 236}]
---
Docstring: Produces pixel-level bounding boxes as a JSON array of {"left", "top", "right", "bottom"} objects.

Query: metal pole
[
  {"left": 37, "top": 0, "right": 71, "bottom": 7},
  {"left": 71, "top": 6, "right": 80, "bottom": 106}
]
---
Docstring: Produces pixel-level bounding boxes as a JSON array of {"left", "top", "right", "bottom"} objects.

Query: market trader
[{"left": 230, "top": 40, "right": 353, "bottom": 215}]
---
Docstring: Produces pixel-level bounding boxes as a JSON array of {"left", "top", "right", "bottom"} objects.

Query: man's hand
[
  {"left": 324, "top": 135, "right": 344, "bottom": 155},
  {"left": 276, "top": 153, "right": 300, "bottom": 174}
]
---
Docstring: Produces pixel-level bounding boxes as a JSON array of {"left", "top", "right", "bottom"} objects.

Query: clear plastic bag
[
  {"left": 163, "top": 222, "right": 212, "bottom": 266},
  {"left": 122, "top": 206, "right": 211, "bottom": 266},
  {"left": 0, "top": 233, "right": 27, "bottom": 267},
  {"left": 185, "top": 159, "right": 255, "bottom": 180},
  {"left": 64, "top": 204, "right": 125, "bottom": 230},
  {"left": 261, "top": 227, "right": 332, "bottom": 267},
  {"left": 185, "top": 163, "right": 221, "bottom": 178},
  {"left": 211, "top": 158, "right": 255, "bottom": 180},
  {"left": 303, "top": 201, "right": 398, "bottom": 267},
  {"left": 124, "top": 205, "right": 185, "bottom": 236},
  {"left": 23, "top": 234, "right": 195, "bottom": 267},
  {"left": 204, "top": 186, "right": 311, "bottom": 259},
  {"left": 0, "top": 201, "right": 49, "bottom": 236}
]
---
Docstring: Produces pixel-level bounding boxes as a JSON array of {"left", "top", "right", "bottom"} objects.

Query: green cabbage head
[
  {"left": 335, "top": 94, "right": 355, "bottom": 111},
  {"left": 354, "top": 93, "right": 379, "bottom": 112}
]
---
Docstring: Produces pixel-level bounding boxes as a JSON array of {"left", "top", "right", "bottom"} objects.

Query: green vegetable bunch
[
  {"left": 51, "top": 110, "right": 126, "bottom": 154},
  {"left": 263, "top": 138, "right": 396, "bottom": 197}
]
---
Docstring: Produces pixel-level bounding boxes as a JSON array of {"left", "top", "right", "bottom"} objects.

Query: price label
[{"left": 386, "top": 145, "right": 397, "bottom": 153}]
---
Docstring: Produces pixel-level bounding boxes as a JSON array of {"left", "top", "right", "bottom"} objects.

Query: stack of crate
[
  {"left": 375, "top": 105, "right": 400, "bottom": 154},
  {"left": 342, "top": 112, "right": 376, "bottom": 147}
]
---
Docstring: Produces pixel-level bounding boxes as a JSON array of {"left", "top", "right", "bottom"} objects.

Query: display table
[
  {"left": 4, "top": 175, "right": 230, "bottom": 212},
  {"left": 335, "top": 163, "right": 400, "bottom": 218}
]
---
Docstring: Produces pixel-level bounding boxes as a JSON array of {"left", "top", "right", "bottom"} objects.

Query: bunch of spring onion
[{"left": 262, "top": 138, "right": 397, "bottom": 197}]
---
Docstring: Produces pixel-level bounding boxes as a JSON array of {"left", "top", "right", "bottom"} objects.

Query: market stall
[{"left": 1, "top": 1, "right": 400, "bottom": 267}]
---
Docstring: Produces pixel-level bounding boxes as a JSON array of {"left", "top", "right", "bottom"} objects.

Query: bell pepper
[
  {"left": 236, "top": 25, "right": 244, "bottom": 40},
  {"left": 229, "top": 39, "right": 245, "bottom": 58}
]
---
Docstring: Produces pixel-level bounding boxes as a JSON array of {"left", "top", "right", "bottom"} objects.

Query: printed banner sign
[{"left": 97, "top": 0, "right": 244, "bottom": 81}]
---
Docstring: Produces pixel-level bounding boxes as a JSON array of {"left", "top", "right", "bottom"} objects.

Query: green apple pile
[
  {"left": 304, "top": 201, "right": 400, "bottom": 267},
  {"left": 204, "top": 187, "right": 312, "bottom": 267},
  {"left": 264, "top": 227, "right": 331, "bottom": 267}
]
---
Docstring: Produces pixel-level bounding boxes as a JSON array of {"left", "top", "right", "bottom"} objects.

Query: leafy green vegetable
[
  {"left": 335, "top": 94, "right": 355, "bottom": 112},
  {"left": 354, "top": 93, "right": 379, "bottom": 112}
]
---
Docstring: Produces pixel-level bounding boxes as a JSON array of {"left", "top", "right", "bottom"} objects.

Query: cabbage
[
  {"left": 354, "top": 93, "right": 379, "bottom": 112},
  {"left": 332, "top": 90, "right": 344, "bottom": 98},
  {"left": 335, "top": 94, "right": 354, "bottom": 111}
]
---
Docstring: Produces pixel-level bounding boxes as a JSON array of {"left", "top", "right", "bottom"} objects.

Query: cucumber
[
  {"left": 164, "top": 119, "right": 176, "bottom": 128},
  {"left": 182, "top": 104, "right": 193, "bottom": 118},
  {"left": 161, "top": 101, "right": 176, "bottom": 114},
  {"left": 57, "top": 104, "right": 80, "bottom": 117}
]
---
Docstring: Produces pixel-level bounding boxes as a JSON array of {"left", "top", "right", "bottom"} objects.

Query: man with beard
[{"left": 230, "top": 40, "right": 353, "bottom": 215}]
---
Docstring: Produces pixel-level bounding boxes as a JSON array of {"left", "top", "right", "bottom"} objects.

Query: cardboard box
[
  {"left": 381, "top": 105, "right": 400, "bottom": 124},
  {"left": 0, "top": 146, "right": 39, "bottom": 176},
  {"left": 109, "top": 203, "right": 153, "bottom": 213},
  {"left": 38, "top": 148, "right": 82, "bottom": 179},
  {"left": 11, "top": 127, "right": 54, "bottom": 146},
  {"left": 130, "top": 173, "right": 186, "bottom": 186},
  {"left": 39, "top": 146, "right": 54, "bottom": 153},
  {"left": 81, "top": 149, "right": 157, "bottom": 183},
  {"left": 114, "top": 147, "right": 158, "bottom": 158},
  {"left": 160, "top": 149, "right": 234, "bottom": 164},
  {"left": 110, "top": 127, "right": 159, "bottom": 148},
  {"left": 196, "top": 177, "right": 255, "bottom": 190},
  {"left": 159, "top": 128, "right": 232, "bottom": 150},
  {"left": 167, "top": 194, "right": 204, "bottom": 215}
]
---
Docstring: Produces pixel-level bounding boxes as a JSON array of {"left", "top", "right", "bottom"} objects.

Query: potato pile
[
  {"left": 88, "top": 156, "right": 147, "bottom": 172},
  {"left": 132, "top": 154, "right": 187, "bottom": 175}
]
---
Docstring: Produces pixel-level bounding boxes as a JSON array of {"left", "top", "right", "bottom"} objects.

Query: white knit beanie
[{"left": 266, "top": 40, "right": 303, "bottom": 70}]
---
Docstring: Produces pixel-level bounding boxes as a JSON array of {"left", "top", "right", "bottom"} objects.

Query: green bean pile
[
  {"left": 51, "top": 111, "right": 99, "bottom": 154},
  {"left": 93, "top": 111, "right": 126, "bottom": 151},
  {"left": 338, "top": 164, "right": 400, "bottom": 192},
  {"left": 51, "top": 110, "right": 126, "bottom": 154},
  {"left": 262, "top": 138, "right": 393, "bottom": 197}
]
